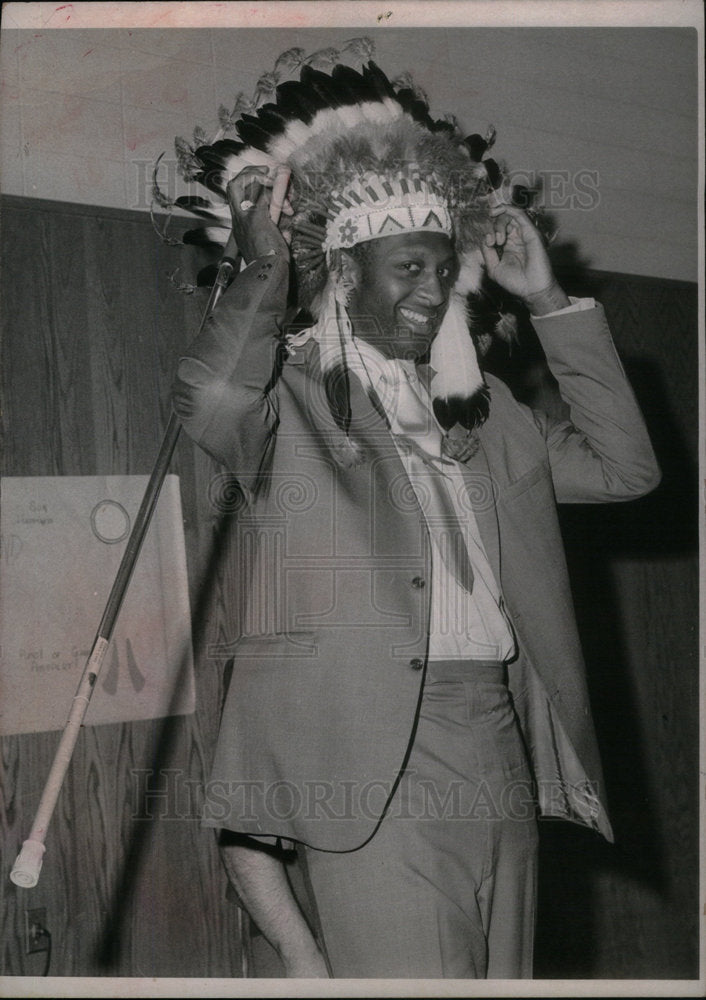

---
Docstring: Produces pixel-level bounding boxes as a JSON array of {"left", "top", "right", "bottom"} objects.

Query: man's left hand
[{"left": 481, "top": 202, "right": 571, "bottom": 315}]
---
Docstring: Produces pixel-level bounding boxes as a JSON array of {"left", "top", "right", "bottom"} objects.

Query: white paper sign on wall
[{"left": 0, "top": 475, "right": 195, "bottom": 735}]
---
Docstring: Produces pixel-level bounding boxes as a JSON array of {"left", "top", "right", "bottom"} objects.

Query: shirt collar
[{"left": 351, "top": 337, "right": 418, "bottom": 390}]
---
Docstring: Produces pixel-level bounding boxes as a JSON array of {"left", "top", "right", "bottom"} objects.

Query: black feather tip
[{"left": 432, "top": 384, "right": 491, "bottom": 432}]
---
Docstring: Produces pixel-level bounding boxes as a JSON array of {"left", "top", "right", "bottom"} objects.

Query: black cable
[
  {"left": 30, "top": 925, "right": 52, "bottom": 976},
  {"left": 40, "top": 928, "right": 52, "bottom": 976}
]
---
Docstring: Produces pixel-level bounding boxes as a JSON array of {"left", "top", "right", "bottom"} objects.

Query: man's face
[{"left": 345, "top": 231, "right": 457, "bottom": 361}]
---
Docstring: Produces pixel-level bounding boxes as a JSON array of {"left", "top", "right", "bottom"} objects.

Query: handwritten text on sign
[{"left": 0, "top": 475, "right": 195, "bottom": 735}]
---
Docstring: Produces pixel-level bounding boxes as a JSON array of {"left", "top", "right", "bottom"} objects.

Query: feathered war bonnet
[{"left": 159, "top": 42, "right": 506, "bottom": 456}]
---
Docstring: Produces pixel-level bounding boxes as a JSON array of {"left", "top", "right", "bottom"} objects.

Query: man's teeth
[{"left": 399, "top": 308, "right": 430, "bottom": 324}]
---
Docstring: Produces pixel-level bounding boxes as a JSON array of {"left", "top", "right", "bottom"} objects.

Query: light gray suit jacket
[{"left": 173, "top": 252, "right": 660, "bottom": 850}]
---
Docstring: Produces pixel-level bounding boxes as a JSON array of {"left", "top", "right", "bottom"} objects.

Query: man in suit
[
  {"left": 170, "top": 45, "right": 662, "bottom": 972},
  {"left": 172, "top": 157, "right": 659, "bottom": 977}
]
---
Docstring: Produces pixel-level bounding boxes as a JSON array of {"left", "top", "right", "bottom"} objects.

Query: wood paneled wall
[
  {"left": 0, "top": 196, "right": 699, "bottom": 980},
  {"left": 0, "top": 195, "right": 245, "bottom": 977}
]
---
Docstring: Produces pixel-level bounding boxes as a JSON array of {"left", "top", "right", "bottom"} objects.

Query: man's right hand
[
  {"left": 220, "top": 835, "right": 331, "bottom": 978},
  {"left": 226, "top": 166, "right": 289, "bottom": 264}
]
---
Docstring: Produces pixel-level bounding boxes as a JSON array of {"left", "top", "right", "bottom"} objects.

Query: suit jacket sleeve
[
  {"left": 525, "top": 302, "right": 661, "bottom": 502},
  {"left": 171, "top": 252, "right": 289, "bottom": 495}
]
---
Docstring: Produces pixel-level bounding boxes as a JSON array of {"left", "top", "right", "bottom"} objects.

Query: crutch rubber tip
[{"left": 9, "top": 839, "right": 46, "bottom": 888}]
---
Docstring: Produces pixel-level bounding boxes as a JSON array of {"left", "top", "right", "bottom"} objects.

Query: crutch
[
  {"left": 9, "top": 168, "right": 290, "bottom": 889},
  {"left": 8, "top": 251, "right": 233, "bottom": 889}
]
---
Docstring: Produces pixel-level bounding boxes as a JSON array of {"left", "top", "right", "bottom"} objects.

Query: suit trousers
[{"left": 303, "top": 660, "right": 539, "bottom": 978}]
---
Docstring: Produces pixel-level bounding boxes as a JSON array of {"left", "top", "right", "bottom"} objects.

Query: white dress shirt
[{"left": 348, "top": 339, "right": 517, "bottom": 663}]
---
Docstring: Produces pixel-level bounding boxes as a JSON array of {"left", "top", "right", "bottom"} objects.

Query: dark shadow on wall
[{"left": 487, "top": 271, "right": 699, "bottom": 978}]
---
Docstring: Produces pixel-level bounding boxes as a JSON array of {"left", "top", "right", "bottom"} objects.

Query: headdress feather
[{"left": 159, "top": 41, "right": 512, "bottom": 441}]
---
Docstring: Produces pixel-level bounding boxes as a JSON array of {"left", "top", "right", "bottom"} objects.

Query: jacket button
[
  {"left": 411, "top": 576, "right": 425, "bottom": 589},
  {"left": 409, "top": 657, "right": 424, "bottom": 671}
]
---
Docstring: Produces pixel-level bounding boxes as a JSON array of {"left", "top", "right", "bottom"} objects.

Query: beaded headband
[{"left": 323, "top": 172, "right": 452, "bottom": 252}]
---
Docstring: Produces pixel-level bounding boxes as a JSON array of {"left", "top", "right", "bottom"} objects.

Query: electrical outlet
[{"left": 24, "top": 908, "right": 49, "bottom": 954}]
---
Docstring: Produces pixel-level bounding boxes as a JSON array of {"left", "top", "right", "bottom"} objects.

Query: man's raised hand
[
  {"left": 226, "top": 166, "right": 289, "bottom": 264},
  {"left": 481, "top": 201, "right": 570, "bottom": 315}
]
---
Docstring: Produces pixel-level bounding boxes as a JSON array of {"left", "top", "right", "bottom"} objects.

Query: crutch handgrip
[{"left": 10, "top": 839, "right": 46, "bottom": 888}]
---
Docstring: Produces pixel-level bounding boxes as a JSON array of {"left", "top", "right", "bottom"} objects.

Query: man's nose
[{"left": 417, "top": 271, "right": 447, "bottom": 307}]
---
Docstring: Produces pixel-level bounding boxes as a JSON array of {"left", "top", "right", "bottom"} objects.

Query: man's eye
[
  {"left": 399, "top": 262, "right": 421, "bottom": 275},
  {"left": 438, "top": 266, "right": 452, "bottom": 279}
]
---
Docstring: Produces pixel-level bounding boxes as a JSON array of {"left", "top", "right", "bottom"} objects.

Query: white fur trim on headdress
[{"left": 430, "top": 293, "right": 490, "bottom": 431}]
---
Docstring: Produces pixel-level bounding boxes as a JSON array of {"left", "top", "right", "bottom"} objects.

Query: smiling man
[
  {"left": 171, "top": 57, "right": 660, "bottom": 979},
  {"left": 343, "top": 231, "right": 457, "bottom": 360}
]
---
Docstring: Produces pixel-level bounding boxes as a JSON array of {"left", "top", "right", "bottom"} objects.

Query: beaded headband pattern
[{"left": 323, "top": 172, "right": 452, "bottom": 251}]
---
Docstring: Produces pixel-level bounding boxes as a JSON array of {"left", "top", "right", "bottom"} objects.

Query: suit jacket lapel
[
  {"left": 461, "top": 432, "right": 502, "bottom": 586},
  {"left": 302, "top": 342, "right": 500, "bottom": 577}
]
